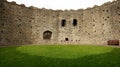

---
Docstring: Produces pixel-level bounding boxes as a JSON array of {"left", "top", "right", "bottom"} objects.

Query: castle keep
[{"left": 0, "top": 0, "right": 120, "bottom": 46}]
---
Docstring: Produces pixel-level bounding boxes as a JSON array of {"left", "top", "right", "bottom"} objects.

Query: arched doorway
[{"left": 43, "top": 31, "right": 52, "bottom": 40}]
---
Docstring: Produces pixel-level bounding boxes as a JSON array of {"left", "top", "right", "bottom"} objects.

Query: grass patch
[{"left": 0, "top": 45, "right": 120, "bottom": 67}]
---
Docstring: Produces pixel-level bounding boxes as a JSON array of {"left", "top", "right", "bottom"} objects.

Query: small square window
[{"left": 65, "top": 38, "right": 69, "bottom": 41}]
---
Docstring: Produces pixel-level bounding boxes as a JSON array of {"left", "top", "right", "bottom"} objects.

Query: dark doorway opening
[
  {"left": 43, "top": 31, "right": 52, "bottom": 40},
  {"left": 61, "top": 19, "right": 66, "bottom": 27},
  {"left": 73, "top": 19, "right": 77, "bottom": 26}
]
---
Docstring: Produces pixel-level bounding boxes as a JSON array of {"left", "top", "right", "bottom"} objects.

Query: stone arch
[{"left": 43, "top": 30, "right": 52, "bottom": 40}]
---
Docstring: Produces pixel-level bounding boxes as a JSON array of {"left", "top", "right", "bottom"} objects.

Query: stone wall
[
  {"left": 0, "top": 0, "right": 34, "bottom": 45},
  {"left": 0, "top": 0, "right": 120, "bottom": 46}
]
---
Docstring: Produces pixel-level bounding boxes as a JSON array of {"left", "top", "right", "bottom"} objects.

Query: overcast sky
[{"left": 7, "top": 0, "right": 113, "bottom": 10}]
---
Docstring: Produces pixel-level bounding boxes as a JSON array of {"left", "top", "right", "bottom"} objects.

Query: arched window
[
  {"left": 73, "top": 19, "right": 77, "bottom": 26},
  {"left": 61, "top": 19, "right": 66, "bottom": 27},
  {"left": 43, "top": 31, "right": 52, "bottom": 40}
]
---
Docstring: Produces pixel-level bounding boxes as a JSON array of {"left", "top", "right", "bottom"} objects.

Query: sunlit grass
[
  {"left": 16, "top": 45, "right": 113, "bottom": 59},
  {"left": 0, "top": 45, "right": 120, "bottom": 67}
]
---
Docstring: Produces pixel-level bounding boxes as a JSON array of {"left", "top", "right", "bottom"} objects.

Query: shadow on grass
[{"left": 0, "top": 47, "right": 120, "bottom": 67}]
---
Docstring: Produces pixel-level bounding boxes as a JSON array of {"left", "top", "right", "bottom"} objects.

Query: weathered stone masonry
[{"left": 0, "top": 0, "right": 120, "bottom": 46}]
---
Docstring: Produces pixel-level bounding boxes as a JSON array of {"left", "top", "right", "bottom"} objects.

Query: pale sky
[{"left": 7, "top": 0, "right": 113, "bottom": 10}]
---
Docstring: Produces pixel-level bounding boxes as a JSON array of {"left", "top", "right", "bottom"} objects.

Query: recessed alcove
[{"left": 108, "top": 40, "right": 119, "bottom": 46}]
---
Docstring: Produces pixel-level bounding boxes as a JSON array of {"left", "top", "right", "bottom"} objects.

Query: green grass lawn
[{"left": 0, "top": 45, "right": 120, "bottom": 67}]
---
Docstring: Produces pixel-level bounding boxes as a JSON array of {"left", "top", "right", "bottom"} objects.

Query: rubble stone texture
[{"left": 0, "top": 0, "right": 120, "bottom": 46}]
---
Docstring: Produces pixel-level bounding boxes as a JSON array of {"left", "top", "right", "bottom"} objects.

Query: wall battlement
[
  {"left": 1, "top": 0, "right": 119, "bottom": 11},
  {"left": 0, "top": 0, "right": 120, "bottom": 46}
]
